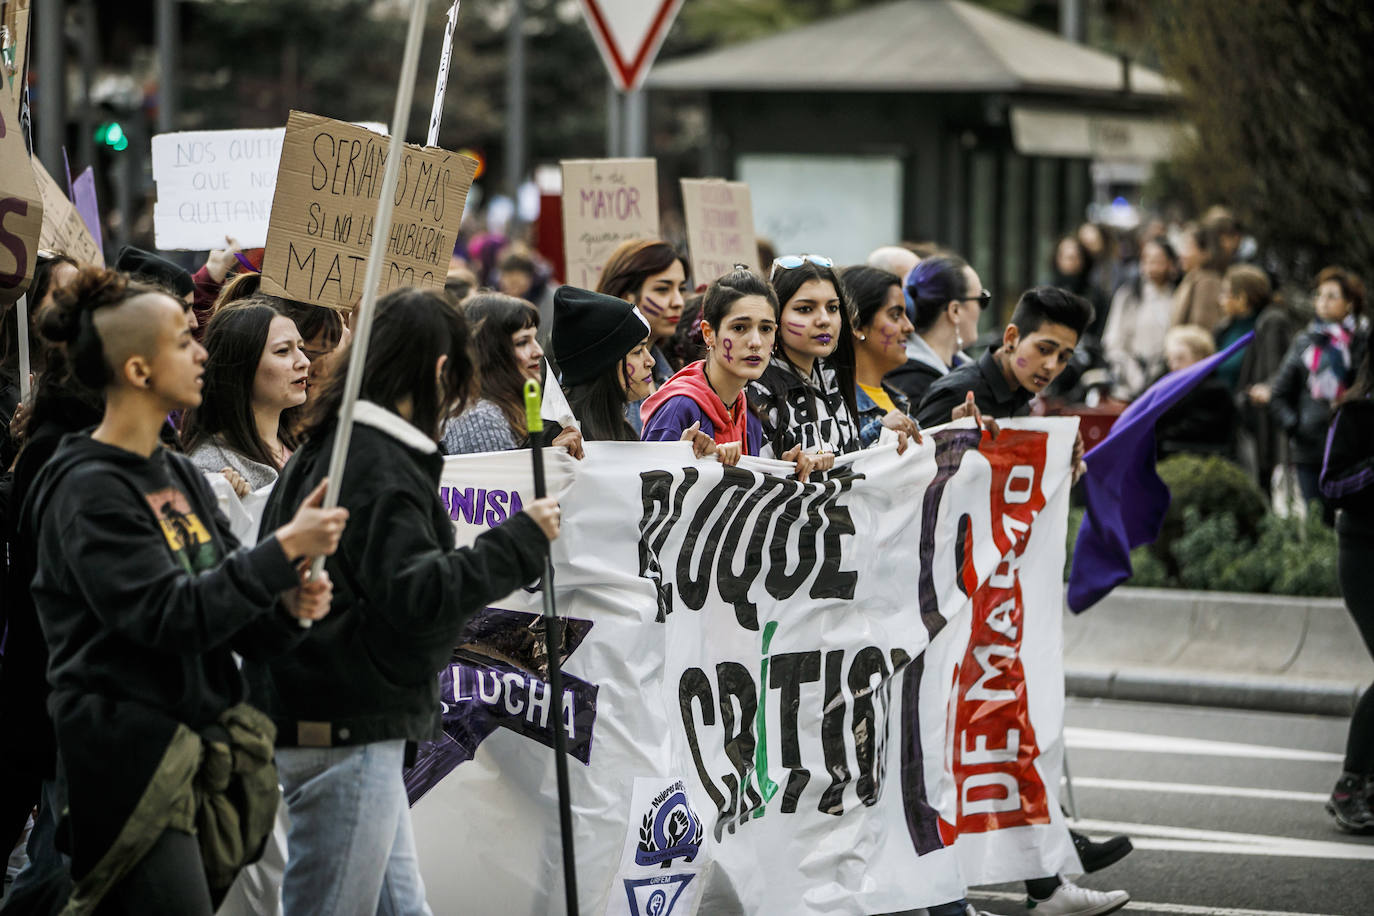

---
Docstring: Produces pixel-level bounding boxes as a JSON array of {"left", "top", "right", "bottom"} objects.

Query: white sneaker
[
  {"left": 964, "top": 905, "right": 1005, "bottom": 916},
  {"left": 1026, "top": 879, "right": 1130, "bottom": 916}
]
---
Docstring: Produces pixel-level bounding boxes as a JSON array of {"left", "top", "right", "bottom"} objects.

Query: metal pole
[
  {"left": 156, "top": 0, "right": 178, "bottom": 133},
  {"left": 504, "top": 0, "right": 525, "bottom": 201},
  {"left": 308, "top": 0, "right": 430, "bottom": 581},
  {"left": 1060, "top": 0, "right": 1084, "bottom": 43},
  {"left": 604, "top": 78, "right": 621, "bottom": 157},
  {"left": 426, "top": 1, "right": 460, "bottom": 147},
  {"left": 35, "top": 0, "right": 64, "bottom": 178},
  {"left": 16, "top": 294, "right": 30, "bottom": 400},
  {"left": 522, "top": 380, "right": 579, "bottom": 916},
  {"left": 622, "top": 88, "right": 646, "bottom": 158},
  {"left": 77, "top": 0, "right": 95, "bottom": 171}
]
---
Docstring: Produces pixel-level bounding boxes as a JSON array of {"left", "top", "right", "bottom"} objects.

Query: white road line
[
  {"left": 1065, "top": 727, "right": 1344, "bottom": 763},
  {"left": 967, "top": 888, "right": 1342, "bottom": 916},
  {"left": 1069, "top": 817, "right": 1374, "bottom": 861},
  {"left": 1068, "top": 776, "right": 1328, "bottom": 804}
]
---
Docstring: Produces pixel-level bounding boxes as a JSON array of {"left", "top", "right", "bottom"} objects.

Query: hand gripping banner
[{"left": 285, "top": 420, "right": 1077, "bottom": 915}]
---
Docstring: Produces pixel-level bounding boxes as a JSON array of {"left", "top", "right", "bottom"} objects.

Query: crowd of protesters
[{"left": 0, "top": 194, "right": 1370, "bottom": 915}]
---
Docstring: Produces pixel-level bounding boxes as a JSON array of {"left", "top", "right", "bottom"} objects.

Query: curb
[{"left": 1064, "top": 667, "right": 1364, "bottom": 717}]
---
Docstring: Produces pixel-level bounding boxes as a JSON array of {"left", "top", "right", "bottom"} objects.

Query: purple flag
[
  {"left": 70, "top": 167, "right": 104, "bottom": 253},
  {"left": 1066, "top": 331, "right": 1254, "bottom": 613}
]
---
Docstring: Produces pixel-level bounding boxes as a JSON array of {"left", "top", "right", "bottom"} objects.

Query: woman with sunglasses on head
[
  {"left": 746, "top": 254, "right": 858, "bottom": 469},
  {"left": 552, "top": 286, "right": 657, "bottom": 442},
  {"left": 596, "top": 239, "right": 690, "bottom": 432},
  {"left": 840, "top": 266, "right": 922, "bottom": 448},
  {"left": 441, "top": 293, "right": 583, "bottom": 457},
  {"left": 641, "top": 268, "right": 813, "bottom": 475},
  {"left": 886, "top": 254, "right": 985, "bottom": 408}
]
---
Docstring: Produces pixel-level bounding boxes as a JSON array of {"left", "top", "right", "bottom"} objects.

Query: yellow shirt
[{"left": 858, "top": 383, "right": 896, "bottom": 413}]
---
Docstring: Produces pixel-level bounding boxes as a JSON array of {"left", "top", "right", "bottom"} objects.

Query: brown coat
[{"left": 1171, "top": 268, "right": 1224, "bottom": 331}]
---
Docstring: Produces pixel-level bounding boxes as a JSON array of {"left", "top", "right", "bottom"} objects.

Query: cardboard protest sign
[
  {"left": 32, "top": 158, "right": 104, "bottom": 266},
  {"left": 560, "top": 158, "right": 657, "bottom": 289},
  {"left": 152, "top": 128, "right": 285, "bottom": 250},
  {"left": 3, "top": 0, "right": 29, "bottom": 111},
  {"left": 260, "top": 111, "right": 478, "bottom": 311},
  {"left": 0, "top": 2, "right": 41, "bottom": 305},
  {"left": 680, "top": 178, "right": 758, "bottom": 286}
]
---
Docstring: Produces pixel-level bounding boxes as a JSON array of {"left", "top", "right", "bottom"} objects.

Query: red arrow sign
[{"left": 579, "top": 0, "right": 684, "bottom": 93}]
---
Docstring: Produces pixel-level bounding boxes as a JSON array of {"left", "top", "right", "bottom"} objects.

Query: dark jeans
[
  {"left": 1296, "top": 463, "right": 1335, "bottom": 525},
  {"left": 1340, "top": 529, "right": 1374, "bottom": 774},
  {"left": 92, "top": 829, "right": 213, "bottom": 916},
  {"left": 0, "top": 780, "right": 69, "bottom": 914}
]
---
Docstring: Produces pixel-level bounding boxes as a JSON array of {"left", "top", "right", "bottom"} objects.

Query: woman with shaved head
[{"left": 17, "top": 266, "right": 348, "bottom": 913}]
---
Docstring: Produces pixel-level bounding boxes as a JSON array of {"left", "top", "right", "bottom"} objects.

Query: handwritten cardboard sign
[
  {"left": 560, "top": 158, "right": 658, "bottom": 289},
  {"left": 680, "top": 178, "right": 758, "bottom": 286},
  {"left": 4, "top": 0, "right": 30, "bottom": 111},
  {"left": 33, "top": 158, "right": 103, "bottom": 267},
  {"left": 261, "top": 111, "right": 478, "bottom": 311},
  {"left": 0, "top": 1, "right": 41, "bottom": 305},
  {"left": 152, "top": 128, "right": 285, "bottom": 250}
]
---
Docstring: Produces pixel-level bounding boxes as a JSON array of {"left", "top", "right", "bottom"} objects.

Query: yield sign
[{"left": 578, "top": 0, "right": 684, "bottom": 92}]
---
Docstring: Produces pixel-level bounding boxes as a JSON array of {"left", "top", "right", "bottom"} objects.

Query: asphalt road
[{"left": 966, "top": 697, "right": 1374, "bottom": 916}]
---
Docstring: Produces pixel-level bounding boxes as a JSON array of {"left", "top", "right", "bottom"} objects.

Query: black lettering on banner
[
  {"left": 768, "top": 651, "right": 821, "bottom": 813},
  {"left": 715, "top": 473, "right": 790, "bottom": 631},
  {"left": 715, "top": 661, "right": 762, "bottom": 837},
  {"left": 678, "top": 667, "right": 726, "bottom": 833},
  {"left": 918, "top": 428, "right": 983, "bottom": 638},
  {"left": 818, "top": 649, "right": 849, "bottom": 816},
  {"left": 896, "top": 649, "right": 944, "bottom": 855},
  {"left": 764, "top": 480, "right": 816, "bottom": 600},
  {"left": 848, "top": 646, "right": 889, "bottom": 807},
  {"left": 639, "top": 468, "right": 695, "bottom": 620},
  {"left": 813, "top": 472, "right": 860, "bottom": 601},
  {"left": 677, "top": 473, "right": 749, "bottom": 611}
]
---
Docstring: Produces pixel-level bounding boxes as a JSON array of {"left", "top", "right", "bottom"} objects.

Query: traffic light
[{"left": 94, "top": 121, "right": 128, "bottom": 152}]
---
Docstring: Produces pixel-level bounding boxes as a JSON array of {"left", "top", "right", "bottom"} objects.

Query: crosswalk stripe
[
  {"left": 968, "top": 888, "right": 1343, "bottom": 916},
  {"left": 1068, "top": 817, "right": 1374, "bottom": 861},
  {"left": 1065, "top": 727, "right": 1344, "bottom": 763},
  {"left": 1067, "top": 776, "right": 1328, "bottom": 804}
]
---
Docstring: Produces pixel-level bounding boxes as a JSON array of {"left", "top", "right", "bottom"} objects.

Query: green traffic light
[{"left": 94, "top": 121, "right": 128, "bottom": 151}]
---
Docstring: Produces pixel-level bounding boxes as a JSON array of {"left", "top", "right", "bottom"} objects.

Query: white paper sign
[{"left": 152, "top": 128, "right": 285, "bottom": 250}]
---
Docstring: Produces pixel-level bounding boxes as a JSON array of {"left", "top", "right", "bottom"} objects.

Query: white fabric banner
[{"left": 404, "top": 419, "right": 1079, "bottom": 916}]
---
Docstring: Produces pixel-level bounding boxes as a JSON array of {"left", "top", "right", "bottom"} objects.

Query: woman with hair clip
[
  {"left": 1320, "top": 341, "right": 1374, "bottom": 832},
  {"left": 19, "top": 266, "right": 346, "bottom": 914},
  {"left": 640, "top": 268, "right": 816, "bottom": 475},
  {"left": 245, "top": 287, "right": 562, "bottom": 915},
  {"left": 441, "top": 292, "right": 583, "bottom": 457},
  {"left": 596, "top": 238, "right": 690, "bottom": 431},
  {"left": 182, "top": 299, "right": 311, "bottom": 495},
  {"left": 552, "top": 285, "right": 657, "bottom": 441},
  {"left": 885, "top": 254, "right": 985, "bottom": 407},
  {"left": 840, "top": 266, "right": 922, "bottom": 448},
  {"left": 745, "top": 254, "right": 857, "bottom": 468}
]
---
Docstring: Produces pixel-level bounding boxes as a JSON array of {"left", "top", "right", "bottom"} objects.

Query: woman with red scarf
[{"left": 642, "top": 268, "right": 818, "bottom": 474}]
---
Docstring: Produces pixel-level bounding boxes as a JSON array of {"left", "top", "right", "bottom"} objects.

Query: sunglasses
[
  {"left": 961, "top": 290, "right": 992, "bottom": 307},
  {"left": 770, "top": 254, "right": 834, "bottom": 280}
]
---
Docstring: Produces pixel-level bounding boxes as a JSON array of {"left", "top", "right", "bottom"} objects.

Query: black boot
[
  {"left": 1326, "top": 772, "right": 1374, "bottom": 833},
  {"left": 1070, "top": 829, "right": 1133, "bottom": 873}
]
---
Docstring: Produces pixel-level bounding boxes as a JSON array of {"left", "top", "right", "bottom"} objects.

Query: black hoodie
[
  {"left": 244, "top": 401, "right": 550, "bottom": 749},
  {"left": 22, "top": 432, "right": 301, "bottom": 877}
]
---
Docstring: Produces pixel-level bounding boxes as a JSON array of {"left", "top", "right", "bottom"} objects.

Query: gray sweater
[
  {"left": 188, "top": 439, "right": 280, "bottom": 492},
  {"left": 441, "top": 399, "right": 521, "bottom": 455}
]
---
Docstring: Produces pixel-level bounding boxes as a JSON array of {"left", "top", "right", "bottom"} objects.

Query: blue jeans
[{"left": 276, "top": 741, "right": 430, "bottom": 916}]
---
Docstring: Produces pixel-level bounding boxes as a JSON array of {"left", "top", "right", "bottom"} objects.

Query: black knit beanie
[
  {"left": 553, "top": 285, "right": 652, "bottom": 387},
  {"left": 115, "top": 245, "right": 195, "bottom": 297}
]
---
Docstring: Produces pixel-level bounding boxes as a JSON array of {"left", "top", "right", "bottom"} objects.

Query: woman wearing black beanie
[{"left": 552, "top": 285, "right": 656, "bottom": 441}]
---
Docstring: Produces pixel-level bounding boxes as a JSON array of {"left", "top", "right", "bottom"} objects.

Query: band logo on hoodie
[{"left": 145, "top": 487, "right": 217, "bottom": 574}]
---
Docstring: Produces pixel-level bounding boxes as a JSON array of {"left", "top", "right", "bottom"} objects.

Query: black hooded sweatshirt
[
  {"left": 22, "top": 432, "right": 302, "bottom": 877},
  {"left": 244, "top": 401, "right": 550, "bottom": 750}
]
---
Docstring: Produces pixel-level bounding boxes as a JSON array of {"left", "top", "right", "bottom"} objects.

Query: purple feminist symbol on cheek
[
  {"left": 722, "top": 338, "right": 734, "bottom": 362},
  {"left": 882, "top": 329, "right": 900, "bottom": 350},
  {"left": 640, "top": 297, "right": 666, "bottom": 317}
]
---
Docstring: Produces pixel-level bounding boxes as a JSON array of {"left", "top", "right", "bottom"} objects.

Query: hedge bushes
[{"left": 1065, "top": 455, "right": 1340, "bottom": 597}]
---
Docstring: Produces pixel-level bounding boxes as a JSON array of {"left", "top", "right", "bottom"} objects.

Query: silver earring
[
  {"left": 858, "top": 334, "right": 867, "bottom": 341},
  {"left": 955, "top": 330, "right": 964, "bottom": 351}
]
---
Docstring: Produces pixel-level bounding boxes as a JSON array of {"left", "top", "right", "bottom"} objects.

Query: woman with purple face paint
[
  {"left": 596, "top": 239, "right": 690, "bottom": 433},
  {"left": 746, "top": 255, "right": 860, "bottom": 471},
  {"left": 841, "top": 266, "right": 922, "bottom": 449}
]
